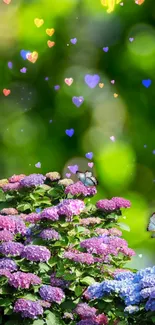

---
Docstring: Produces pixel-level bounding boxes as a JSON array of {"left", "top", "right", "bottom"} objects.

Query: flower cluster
[
  {"left": 79, "top": 217, "right": 102, "bottom": 226},
  {"left": 20, "top": 174, "right": 46, "bottom": 188},
  {"left": 14, "top": 299, "right": 43, "bottom": 319},
  {"left": 39, "top": 228, "right": 60, "bottom": 240},
  {"left": 96, "top": 197, "right": 131, "bottom": 212},
  {"left": 9, "top": 271, "right": 41, "bottom": 289},
  {"left": 39, "top": 285, "right": 65, "bottom": 304},
  {"left": 0, "top": 170, "right": 142, "bottom": 325},
  {"left": 65, "top": 181, "right": 97, "bottom": 197},
  {"left": 86, "top": 266, "right": 155, "bottom": 313},
  {"left": 21, "top": 245, "right": 51, "bottom": 262},
  {"left": 50, "top": 273, "right": 69, "bottom": 288},
  {"left": 0, "top": 230, "right": 14, "bottom": 241},
  {"left": 74, "top": 303, "right": 108, "bottom": 325},
  {"left": 0, "top": 258, "right": 18, "bottom": 272},
  {"left": 64, "top": 249, "right": 95, "bottom": 265},
  {"left": 57, "top": 199, "right": 85, "bottom": 221},
  {"left": 79, "top": 235, "right": 135, "bottom": 260},
  {"left": 40, "top": 206, "right": 59, "bottom": 221},
  {"left": 0, "top": 241, "right": 24, "bottom": 256}
]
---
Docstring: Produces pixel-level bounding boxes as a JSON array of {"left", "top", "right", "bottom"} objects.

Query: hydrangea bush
[{"left": 0, "top": 172, "right": 152, "bottom": 325}]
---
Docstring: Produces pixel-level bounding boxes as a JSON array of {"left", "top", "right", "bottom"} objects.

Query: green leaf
[
  {"left": 75, "top": 285, "right": 83, "bottom": 297},
  {"left": 48, "top": 188, "right": 61, "bottom": 198},
  {"left": 47, "top": 257, "right": 58, "bottom": 267},
  {"left": 151, "top": 316, "right": 155, "bottom": 323},
  {"left": 32, "top": 320, "right": 45, "bottom": 325},
  {"left": 46, "top": 311, "right": 65, "bottom": 325},
  {"left": 0, "top": 298, "right": 12, "bottom": 306},
  {"left": 20, "top": 294, "right": 37, "bottom": 301},
  {"left": 80, "top": 276, "right": 96, "bottom": 286},
  {"left": 32, "top": 238, "right": 45, "bottom": 245},
  {"left": 64, "top": 273, "right": 76, "bottom": 281},
  {"left": 0, "top": 189, "right": 6, "bottom": 202},
  {"left": 17, "top": 203, "right": 32, "bottom": 212},
  {"left": 103, "top": 297, "right": 113, "bottom": 302},
  {"left": 117, "top": 322, "right": 128, "bottom": 325},
  {"left": 39, "top": 263, "right": 50, "bottom": 273},
  {"left": 4, "top": 306, "right": 13, "bottom": 315},
  {"left": 61, "top": 300, "right": 76, "bottom": 310},
  {"left": 76, "top": 226, "right": 86, "bottom": 233}
]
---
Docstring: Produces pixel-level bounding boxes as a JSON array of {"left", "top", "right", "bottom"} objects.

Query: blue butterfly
[
  {"left": 76, "top": 171, "right": 98, "bottom": 187},
  {"left": 147, "top": 213, "right": 155, "bottom": 238}
]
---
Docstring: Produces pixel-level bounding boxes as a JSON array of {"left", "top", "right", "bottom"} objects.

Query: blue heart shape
[
  {"left": 20, "top": 50, "right": 31, "bottom": 60},
  {"left": 84, "top": 74, "right": 100, "bottom": 89},
  {"left": 65, "top": 129, "right": 74, "bottom": 137},
  {"left": 85, "top": 152, "right": 93, "bottom": 159},
  {"left": 142, "top": 79, "right": 152, "bottom": 88}
]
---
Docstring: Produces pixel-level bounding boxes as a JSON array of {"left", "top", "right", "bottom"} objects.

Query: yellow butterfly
[{"left": 101, "top": 0, "right": 121, "bottom": 13}]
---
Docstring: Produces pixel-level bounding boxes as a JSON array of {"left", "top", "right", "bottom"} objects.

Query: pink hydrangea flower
[
  {"left": 96, "top": 199, "right": 116, "bottom": 212},
  {"left": 9, "top": 271, "right": 41, "bottom": 289},
  {"left": 65, "top": 181, "right": 97, "bottom": 197},
  {"left": 0, "top": 208, "right": 18, "bottom": 215},
  {"left": 0, "top": 230, "right": 14, "bottom": 241},
  {"left": 111, "top": 197, "right": 131, "bottom": 209},
  {"left": 9, "top": 174, "right": 26, "bottom": 183}
]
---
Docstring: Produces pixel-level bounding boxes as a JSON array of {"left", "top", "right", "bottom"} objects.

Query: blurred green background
[{"left": 0, "top": 0, "right": 155, "bottom": 269}]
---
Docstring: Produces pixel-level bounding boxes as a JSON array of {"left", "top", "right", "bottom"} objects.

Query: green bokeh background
[{"left": 0, "top": 0, "right": 155, "bottom": 269}]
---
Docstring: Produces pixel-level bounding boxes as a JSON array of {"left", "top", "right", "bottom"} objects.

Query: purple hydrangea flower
[
  {"left": 111, "top": 197, "right": 131, "bottom": 209},
  {"left": 74, "top": 303, "right": 97, "bottom": 318},
  {"left": 50, "top": 273, "right": 69, "bottom": 288},
  {"left": 20, "top": 174, "right": 46, "bottom": 188},
  {"left": 119, "top": 246, "right": 136, "bottom": 257},
  {"left": 0, "top": 216, "right": 16, "bottom": 233},
  {"left": 40, "top": 207, "right": 59, "bottom": 221},
  {"left": 2, "top": 182, "right": 21, "bottom": 192},
  {"left": 65, "top": 181, "right": 97, "bottom": 197},
  {"left": 9, "top": 271, "right": 41, "bottom": 289},
  {"left": 39, "top": 285, "right": 65, "bottom": 304},
  {"left": 0, "top": 242, "right": 24, "bottom": 256},
  {"left": 63, "top": 250, "right": 95, "bottom": 265},
  {"left": 145, "top": 298, "right": 155, "bottom": 311},
  {"left": 0, "top": 258, "right": 18, "bottom": 272},
  {"left": 0, "top": 230, "right": 14, "bottom": 241},
  {"left": 0, "top": 269, "right": 11, "bottom": 277},
  {"left": 39, "top": 228, "right": 60, "bottom": 240},
  {"left": 21, "top": 245, "right": 51, "bottom": 262},
  {"left": 140, "top": 287, "right": 155, "bottom": 299},
  {"left": 25, "top": 213, "right": 42, "bottom": 223},
  {"left": 14, "top": 299, "right": 43, "bottom": 319},
  {"left": 9, "top": 216, "right": 27, "bottom": 235},
  {"left": 80, "top": 238, "right": 108, "bottom": 255},
  {"left": 57, "top": 199, "right": 85, "bottom": 220},
  {"left": 76, "top": 320, "right": 97, "bottom": 325},
  {"left": 96, "top": 199, "right": 116, "bottom": 211},
  {"left": 140, "top": 275, "right": 155, "bottom": 289}
]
